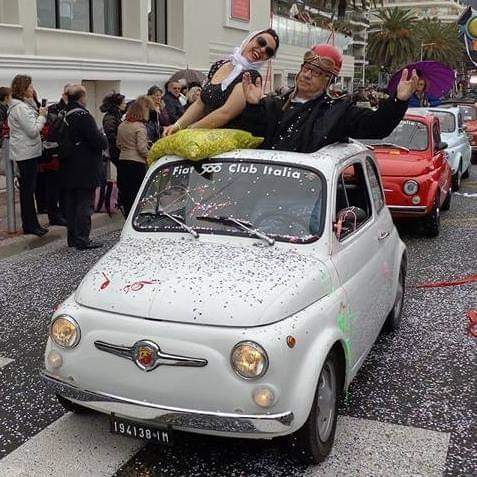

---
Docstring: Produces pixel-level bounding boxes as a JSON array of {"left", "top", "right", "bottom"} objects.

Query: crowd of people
[{"left": 0, "top": 27, "right": 420, "bottom": 250}]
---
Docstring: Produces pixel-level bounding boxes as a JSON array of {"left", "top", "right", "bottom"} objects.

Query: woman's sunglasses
[{"left": 256, "top": 36, "right": 275, "bottom": 58}]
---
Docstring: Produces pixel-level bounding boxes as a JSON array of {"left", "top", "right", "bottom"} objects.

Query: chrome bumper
[
  {"left": 41, "top": 371, "right": 294, "bottom": 436},
  {"left": 388, "top": 205, "right": 427, "bottom": 216}
]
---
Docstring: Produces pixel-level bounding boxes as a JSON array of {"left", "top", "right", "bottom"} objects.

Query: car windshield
[
  {"left": 133, "top": 159, "right": 325, "bottom": 243},
  {"left": 460, "top": 105, "right": 477, "bottom": 121},
  {"left": 361, "top": 119, "right": 428, "bottom": 151},
  {"left": 430, "top": 111, "right": 455, "bottom": 133}
]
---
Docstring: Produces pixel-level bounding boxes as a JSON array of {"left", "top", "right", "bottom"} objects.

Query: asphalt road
[{"left": 0, "top": 168, "right": 475, "bottom": 477}]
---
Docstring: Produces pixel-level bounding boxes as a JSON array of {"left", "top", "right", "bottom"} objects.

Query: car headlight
[
  {"left": 50, "top": 315, "right": 81, "bottom": 348},
  {"left": 403, "top": 180, "right": 419, "bottom": 196},
  {"left": 230, "top": 341, "right": 268, "bottom": 379}
]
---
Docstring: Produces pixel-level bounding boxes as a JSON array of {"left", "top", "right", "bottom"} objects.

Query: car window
[
  {"left": 460, "top": 105, "right": 476, "bottom": 121},
  {"left": 361, "top": 119, "right": 428, "bottom": 151},
  {"left": 365, "top": 158, "right": 385, "bottom": 213},
  {"left": 335, "top": 162, "right": 372, "bottom": 240},
  {"left": 431, "top": 111, "right": 455, "bottom": 133},
  {"left": 433, "top": 123, "right": 441, "bottom": 150},
  {"left": 133, "top": 159, "right": 326, "bottom": 244}
]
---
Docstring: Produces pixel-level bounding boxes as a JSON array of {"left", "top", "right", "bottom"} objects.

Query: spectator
[
  {"left": 0, "top": 86, "right": 11, "bottom": 149},
  {"left": 146, "top": 85, "right": 170, "bottom": 142},
  {"left": 8, "top": 75, "right": 48, "bottom": 237},
  {"left": 59, "top": 84, "right": 107, "bottom": 250},
  {"left": 116, "top": 101, "right": 149, "bottom": 217},
  {"left": 163, "top": 80, "right": 185, "bottom": 124},
  {"left": 184, "top": 86, "right": 202, "bottom": 111},
  {"left": 41, "top": 83, "right": 71, "bottom": 227},
  {"left": 179, "top": 83, "right": 188, "bottom": 107},
  {"left": 100, "top": 92, "right": 126, "bottom": 168}
]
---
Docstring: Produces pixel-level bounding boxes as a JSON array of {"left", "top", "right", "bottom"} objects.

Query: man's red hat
[{"left": 303, "top": 44, "right": 343, "bottom": 77}]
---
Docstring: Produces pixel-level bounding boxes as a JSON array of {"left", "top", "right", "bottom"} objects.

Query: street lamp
[{"left": 420, "top": 42, "right": 437, "bottom": 61}]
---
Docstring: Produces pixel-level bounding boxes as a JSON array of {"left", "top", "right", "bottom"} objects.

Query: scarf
[{"left": 221, "top": 30, "right": 272, "bottom": 91}]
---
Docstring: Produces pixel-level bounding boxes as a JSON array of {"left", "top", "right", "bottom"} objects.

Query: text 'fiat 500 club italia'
[
  {"left": 42, "top": 145, "right": 406, "bottom": 464},
  {"left": 362, "top": 114, "right": 452, "bottom": 237}
]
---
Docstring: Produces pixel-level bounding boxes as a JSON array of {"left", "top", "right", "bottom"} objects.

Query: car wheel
[
  {"left": 452, "top": 161, "right": 462, "bottom": 191},
  {"left": 56, "top": 393, "right": 91, "bottom": 414},
  {"left": 291, "top": 350, "right": 342, "bottom": 464},
  {"left": 441, "top": 187, "right": 452, "bottom": 211},
  {"left": 422, "top": 194, "right": 440, "bottom": 237},
  {"left": 383, "top": 263, "right": 405, "bottom": 333}
]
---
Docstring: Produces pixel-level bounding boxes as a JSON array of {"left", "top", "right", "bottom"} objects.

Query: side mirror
[
  {"left": 437, "top": 141, "right": 448, "bottom": 151},
  {"left": 334, "top": 206, "right": 367, "bottom": 239}
]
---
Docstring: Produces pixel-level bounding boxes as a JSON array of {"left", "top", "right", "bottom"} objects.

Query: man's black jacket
[
  {"left": 59, "top": 101, "right": 107, "bottom": 190},
  {"left": 241, "top": 93, "right": 408, "bottom": 153},
  {"left": 163, "top": 92, "right": 184, "bottom": 124}
]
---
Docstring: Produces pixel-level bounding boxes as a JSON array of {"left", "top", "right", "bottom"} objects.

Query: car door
[
  {"left": 364, "top": 156, "right": 396, "bottom": 310},
  {"left": 331, "top": 157, "right": 389, "bottom": 369},
  {"left": 457, "top": 111, "right": 472, "bottom": 172},
  {"left": 432, "top": 121, "right": 449, "bottom": 205}
]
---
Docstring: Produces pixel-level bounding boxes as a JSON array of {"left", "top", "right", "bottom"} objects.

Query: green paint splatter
[{"left": 337, "top": 304, "right": 354, "bottom": 364}]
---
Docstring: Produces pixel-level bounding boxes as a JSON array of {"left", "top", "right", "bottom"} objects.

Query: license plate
[{"left": 110, "top": 415, "right": 172, "bottom": 445}]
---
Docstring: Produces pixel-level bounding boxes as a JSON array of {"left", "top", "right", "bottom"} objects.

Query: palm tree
[
  {"left": 415, "top": 18, "right": 464, "bottom": 68},
  {"left": 367, "top": 8, "right": 418, "bottom": 71}
]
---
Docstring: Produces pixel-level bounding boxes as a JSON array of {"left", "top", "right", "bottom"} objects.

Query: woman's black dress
[{"left": 200, "top": 59, "right": 261, "bottom": 129}]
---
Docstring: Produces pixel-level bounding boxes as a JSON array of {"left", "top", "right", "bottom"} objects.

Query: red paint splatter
[
  {"left": 415, "top": 274, "right": 477, "bottom": 289},
  {"left": 100, "top": 272, "right": 111, "bottom": 290},
  {"left": 467, "top": 310, "right": 477, "bottom": 338},
  {"left": 123, "top": 280, "right": 160, "bottom": 294}
]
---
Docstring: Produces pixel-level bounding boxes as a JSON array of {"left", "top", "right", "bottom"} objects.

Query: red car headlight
[{"left": 403, "top": 180, "right": 419, "bottom": 196}]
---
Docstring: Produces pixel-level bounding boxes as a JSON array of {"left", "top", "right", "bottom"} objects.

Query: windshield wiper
[
  {"left": 196, "top": 215, "right": 275, "bottom": 246},
  {"left": 138, "top": 211, "right": 199, "bottom": 239},
  {"left": 370, "top": 142, "right": 410, "bottom": 152}
]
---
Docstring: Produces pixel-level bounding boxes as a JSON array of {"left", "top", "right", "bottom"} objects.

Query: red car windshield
[{"left": 362, "top": 120, "right": 428, "bottom": 151}]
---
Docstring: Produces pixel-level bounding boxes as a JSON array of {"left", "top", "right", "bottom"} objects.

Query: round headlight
[
  {"left": 403, "top": 180, "right": 419, "bottom": 196},
  {"left": 50, "top": 315, "right": 81, "bottom": 348},
  {"left": 230, "top": 341, "right": 268, "bottom": 379}
]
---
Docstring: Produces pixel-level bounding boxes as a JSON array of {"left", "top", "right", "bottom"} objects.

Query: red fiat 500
[{"left": 361, "top": 113, "right": 452, "bottom": 237}]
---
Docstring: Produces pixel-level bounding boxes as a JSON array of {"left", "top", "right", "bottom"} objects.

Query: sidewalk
[{"left": 0, "top": 185, "right": 124, "bottom": 259}]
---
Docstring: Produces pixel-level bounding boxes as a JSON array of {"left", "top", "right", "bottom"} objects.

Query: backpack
[{"left": 52, "top": 108, "right": 84, "bottom": 159}]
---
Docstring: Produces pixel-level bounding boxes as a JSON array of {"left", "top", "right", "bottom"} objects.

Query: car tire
[
  {"left": 441, "top": 188, "right": 452, "bottom": 211},
  {"left": 383, "top": 262, "right": 405, "bottom": 333},
  {"left": 291, "top": 350, "right": 342, "bottom": 464},
  {"left": 422, "top": 194, "right": 440, "bottom": 237},
  {"left": 56, "top": 393, "right": 91, "bottom": 414},
  {"left": 452, "top": 161, "right": 462, "bottom": 191}
]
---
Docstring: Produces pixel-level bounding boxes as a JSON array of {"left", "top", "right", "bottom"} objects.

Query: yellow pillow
[{"left": 147, "top": 129, "right": 263, "bottom": 166}]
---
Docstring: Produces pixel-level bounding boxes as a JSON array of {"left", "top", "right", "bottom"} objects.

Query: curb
[{"left": 0, "top": 213, "right": 124, "bottom": 259}]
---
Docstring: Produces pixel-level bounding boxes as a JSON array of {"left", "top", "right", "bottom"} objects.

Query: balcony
[{"left": 271, "top": 14, "right": 352, "bottom": 51}]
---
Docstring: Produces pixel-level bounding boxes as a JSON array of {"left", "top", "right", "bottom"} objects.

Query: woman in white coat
[{"left": 8, "top": 75, "right": 48, "bottom": 236}]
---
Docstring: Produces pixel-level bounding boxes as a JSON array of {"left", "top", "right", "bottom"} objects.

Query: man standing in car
[{"left": 242, "top": 44, "right": 418, "bottom": 153}]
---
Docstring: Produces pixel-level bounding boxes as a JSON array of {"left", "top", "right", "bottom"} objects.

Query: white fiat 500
[{"left": 42, "top": 144, "right": 406, "bottom": 463}]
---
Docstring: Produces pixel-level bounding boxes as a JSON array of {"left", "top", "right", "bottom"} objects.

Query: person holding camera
[{"left": 7, "top": 75, "right": 48, "bottom": 237}]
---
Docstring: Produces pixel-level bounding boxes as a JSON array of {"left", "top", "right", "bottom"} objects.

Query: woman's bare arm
[
  {"left": 163, "top": 98, "right": 205, "bottom": 136},
  {"left": 189, "top": 83, "right": 246, "bottom": 129}
]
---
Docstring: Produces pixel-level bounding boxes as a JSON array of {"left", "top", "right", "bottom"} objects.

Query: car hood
[
  {"left": 75, "top": 237, "right": 332, "bottom": 327},
  {"left": 374, "top": 150, "right": 431, "bottom": 177}
]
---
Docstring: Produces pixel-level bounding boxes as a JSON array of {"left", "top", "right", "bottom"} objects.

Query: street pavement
[{"left": 0, "top": 168, "right": 475, "bottom": 477}]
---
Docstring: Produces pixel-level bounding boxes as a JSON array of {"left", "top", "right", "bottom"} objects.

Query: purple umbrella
[{"left": 387, "top": 61, "right": 455, "bottom": 98}]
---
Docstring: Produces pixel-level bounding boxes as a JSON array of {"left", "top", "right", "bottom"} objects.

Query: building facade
[
  {"left": 373, "top": 0, "right": 466, "bottom": 22},
  {"left": 0, "top": 0, "right": 355, "bottom": 118}
]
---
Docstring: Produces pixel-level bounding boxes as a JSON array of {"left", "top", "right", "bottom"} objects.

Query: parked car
[
  {"left": 41, "top": 145, "right": 406, "bottom": 464},
  {"left": 408, "top": 107, "right": 472, "bottom": 190},
  {"left": 441, "top": 100, "right": 477, "bottom": 163},
  {"left": 361, "top": 114, "right": 452, "bottom": 237}
]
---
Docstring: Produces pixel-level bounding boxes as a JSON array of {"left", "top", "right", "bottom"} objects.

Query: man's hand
[
  {"left": 242, "top": 72, "right": 263, "bottom": 105},
  {"left": 396, "top": 68, "right": 419, "bottom": 101}
]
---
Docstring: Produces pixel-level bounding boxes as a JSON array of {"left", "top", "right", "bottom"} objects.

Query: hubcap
[{"left": 316, "top": 361, "right": 337, "bottom": 442}]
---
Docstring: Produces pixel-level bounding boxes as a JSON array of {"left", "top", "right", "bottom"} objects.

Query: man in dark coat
[
  {"left": 242, "top": 44, "right": 419, "bottom": 153},
  {"left": 163, "top": 81, "right": 184, "bottom": 123},
  {"left": 60, "top": 84, "right": 107, "bottom": 250}
]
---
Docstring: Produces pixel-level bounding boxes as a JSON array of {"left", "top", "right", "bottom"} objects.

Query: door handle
[{"left": 378, "top": 231, "right": 390, "bottom": 240}]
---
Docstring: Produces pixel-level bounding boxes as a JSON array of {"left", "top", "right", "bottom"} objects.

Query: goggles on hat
[{"left": 303, "top": 50, "right": 339, "bottom": 76}]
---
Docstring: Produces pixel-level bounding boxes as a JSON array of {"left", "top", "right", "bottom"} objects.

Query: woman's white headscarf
[{"left": 220, "top": 30, "right": 276, "bottom": 91}]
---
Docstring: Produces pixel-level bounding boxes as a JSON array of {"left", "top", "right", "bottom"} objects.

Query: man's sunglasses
[{"left": 256, "top": 36, "right": 275, "bottom": 58}]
